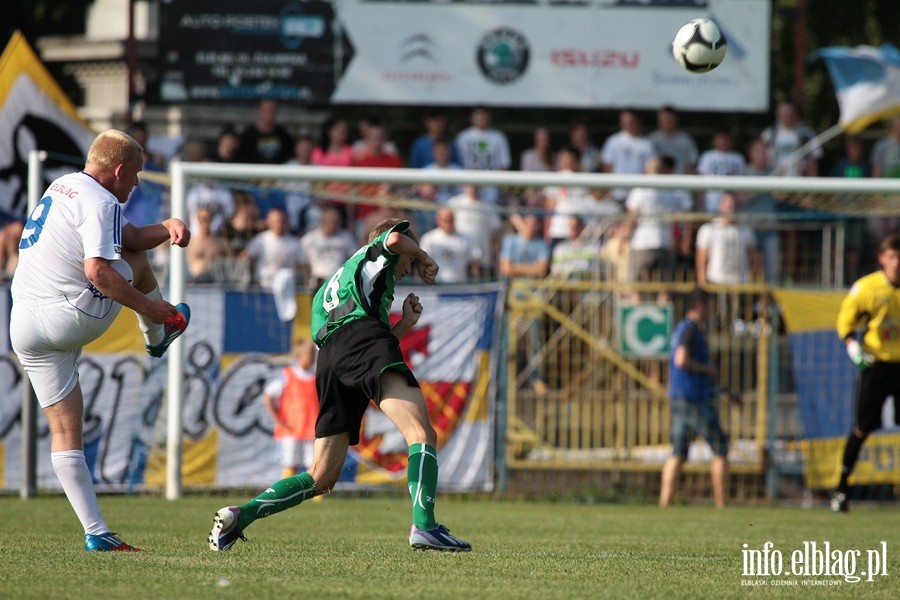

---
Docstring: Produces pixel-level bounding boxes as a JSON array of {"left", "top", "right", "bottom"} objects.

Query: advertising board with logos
[{"left": 159, "top": 0, "right": 769, "bottom": 112}]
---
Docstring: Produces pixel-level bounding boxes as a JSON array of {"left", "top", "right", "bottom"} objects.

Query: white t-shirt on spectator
[
  {"left": 696, "top": 219, "right": 756, "bottom": 284},
  {"left": 696, "top": 150, "right": 746, "bottom": 213},
  {"left": 420, "top": 228, "right": 480, "bottom": 283},
  {"left": 626, "top": 187, "right": 692, "bottom": 251}
]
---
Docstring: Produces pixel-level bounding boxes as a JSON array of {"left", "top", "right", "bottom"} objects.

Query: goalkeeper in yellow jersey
[{"left": 832, "top": 234, "right": 900, "bottom": 512}]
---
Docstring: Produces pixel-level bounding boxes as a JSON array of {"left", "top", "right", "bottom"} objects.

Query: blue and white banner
[
  {"left": 813, "top": 43, "right": 900, "bottom": 133},
  {"left": 0, "top": 283, "right": 504, "bottom": 493}
]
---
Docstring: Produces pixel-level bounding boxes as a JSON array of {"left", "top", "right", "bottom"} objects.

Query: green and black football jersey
[{"left": 311, "top": 221, "right": 408, "bottom": 346}]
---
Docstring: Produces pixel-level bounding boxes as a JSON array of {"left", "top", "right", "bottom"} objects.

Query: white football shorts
[{"left": 11, "top": 261, "right": 132, "bottom": 408}]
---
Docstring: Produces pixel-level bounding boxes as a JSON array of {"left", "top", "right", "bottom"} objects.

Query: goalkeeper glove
[{"left": 846, "top": 339, "right": 874, "bottom": 371}]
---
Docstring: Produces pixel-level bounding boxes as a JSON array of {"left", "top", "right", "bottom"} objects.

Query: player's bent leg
[
  {"left": 120, "top": 247, "right": 191, "bottom": 357},
  {"left": 378, "top": 371, "right": 470, "bottom": 552},
  {"left": 209, "top": 435, "right": 347, "bottom": 551}
]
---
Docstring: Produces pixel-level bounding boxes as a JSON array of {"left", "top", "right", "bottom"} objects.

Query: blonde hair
[{"left": 86, "top": 129, "right": 143, "bottom": 170}]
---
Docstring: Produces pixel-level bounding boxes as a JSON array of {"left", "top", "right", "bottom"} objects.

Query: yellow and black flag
[{"left": 0, "top": 30, "right": 96, "bottom": 220}]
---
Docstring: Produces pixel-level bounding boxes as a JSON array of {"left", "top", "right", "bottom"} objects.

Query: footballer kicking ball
[{"left": 672, "top": 18, "right": 727, "bottom": 73}]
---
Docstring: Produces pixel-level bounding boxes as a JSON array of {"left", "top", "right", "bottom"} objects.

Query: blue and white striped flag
[{"left": 813, "top": 43, "right": 900, "bottom": 133}]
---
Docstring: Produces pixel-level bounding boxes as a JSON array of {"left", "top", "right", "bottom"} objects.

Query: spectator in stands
[
  {"left": 743, "top": 138, "right": 781, "bottom": 284},
  {"left": 126, "top": 121, "right": 165, "bottom": 172},
  {"left": 695, "top": 193, "right": 759, "bottom": 286},
  {"left": 550, "top": 216, "right": 603, "bottom": 281},
  {"left": 223, "top": 192, "right": 263, "bottom": 257},
  {"left": 411, "top": 139, "right": 463, "bottom": 236},
  {"left": 300, "top": 206, "right": 358, "bottom": 289},
  {"left": 831, "top": 136, "right": 871, "bottom": 284},
  {"left": 353, "top": 114, "right": 399, "bottom": 159},
  {"left": 600, "top": 220, "right": 634, "bottom": 294},
  {"left": 761, "top": 101, "right": 822, "bottom": 177},
  {"left": 455, "top": 106, "right": 511, "bottom": 205},
  {"left": 649, "top": 106, "right": 699, "bottom": 275},
  {"left": 122, "top": 121, "right": 166, "bottom": 227},
  {"left": 419, "top": 208, "right": 480, "bottom": 283},
  {"left": 601, "top": 110, "right": 657, "bottom": 203},
  {"left": 544, "top": 145, "right": 621, "bottom": 247},
  {"left": 237, "top": 99, "right": 294, "bottom": 164},
  {"left": 568, "top": 118, "right": 602, "bottom": 173},
  {"left": 649, "top": 106, "right": 698, "bottom": 176},
  {"left": 213, "top": 125, "right": 241, "bottom": 163},
  {"left": 500, "top": 214, "right": 550, "bottom": 392},
  {"left": 187, "top": 206, "right": 231, "bottom": 283},
  {"left": 447, "top": 185, "right": 503, "bottom": 280},
  {"left": 242, "top": 206, "right": 309, "bottom": 290},
  {"left": 282, "top": 133, "right": 317, "bottom": 234},
  {"left": 871, "top": 116, "right": 900, "bottom": 178},
  {"left": 418, "top": 139, "right": 462, "bottom": 204},
  {"left": 312, "top": 117, "right": 354, "bottom": 167},
  {"left": 696, "top": 130, "right": 746, "bottom": 213},
  {"left": 409, "top": 108, "right": 460, "bottom": 169},
  {"left": 660, "top": 289, "right": 731, "bottom": 509},
  {"left": 184, "top": 141, "right": 235, "bottom": 235},
  {"left": 351, "top": 122, "right": 405, "bottom": 235},
  {"left": 624, "top": 155, "right": 692, "bottom": 304},
  {"left": 520, "top": 126, "right": 554, "bottom": 172}
]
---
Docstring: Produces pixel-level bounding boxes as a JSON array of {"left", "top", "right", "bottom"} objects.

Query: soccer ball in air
[{"left": 672, "top": 18, "right": 727, "bottom": 73}]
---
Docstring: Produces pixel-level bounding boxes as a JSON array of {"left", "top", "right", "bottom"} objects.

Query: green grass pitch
[{"left": 1, "top": 494, "right": 897, "bottom": 599}]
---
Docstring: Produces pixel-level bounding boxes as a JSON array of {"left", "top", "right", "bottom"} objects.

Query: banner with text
[
  {"left": 333, "top": 0, "right": 769, "bottom": 110},
  {"left": 0, "top": 283, "right": 503, "bottom": 493}
]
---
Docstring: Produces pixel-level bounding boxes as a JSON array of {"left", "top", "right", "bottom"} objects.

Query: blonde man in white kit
[{"left": 10, "top": 129, "right": 191, "bottom": 552}]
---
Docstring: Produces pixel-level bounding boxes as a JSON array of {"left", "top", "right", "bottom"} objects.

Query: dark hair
[
  {"left": 686, "top": 289, "right": 709, "bottom": 306},
  {"left": 878, "top": 234, "right": 900, "bottom": 254},
  {"left": 368, "top": 219, "right": 417, "bottom": 244},
  {"left": 557, "top": 144, "right": 582, "bottom": 162},
  {"left": 658, "top": 155, "right": 677, "bottom": 171},
  {"left": 318, "top": 116, "right": 344, "bottom": 150}
]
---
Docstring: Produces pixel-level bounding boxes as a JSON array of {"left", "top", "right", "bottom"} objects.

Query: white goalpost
[{"left": 160, "top": 161, "right": 900, "bottom": 500}]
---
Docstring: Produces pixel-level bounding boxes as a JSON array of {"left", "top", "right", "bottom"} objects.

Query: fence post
[
  {"left": 765, "top": 306, "right": 782, "bottom": 500},
  {"left": 20, "top": 150, "right": 45, "bottom": 500}
]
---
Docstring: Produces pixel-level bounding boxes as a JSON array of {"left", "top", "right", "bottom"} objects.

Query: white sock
[
  {"left": 137, "top": 286, "right": 165, "bottom": 346},
  {"left": 51, "top": 450, "right": 108, "bottom": 535}
]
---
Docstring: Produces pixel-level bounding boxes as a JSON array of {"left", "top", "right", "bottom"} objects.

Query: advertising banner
[
  {"left": 332, "top": 0, "right": 770, "bottom": 111},
  {"left": 159, "top": 0, "right": 342, "bottom": 103}
]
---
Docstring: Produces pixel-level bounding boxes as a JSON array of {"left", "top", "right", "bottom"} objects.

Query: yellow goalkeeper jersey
[{"left": 836, "top": 270, "right": 900, "bottom": 362}]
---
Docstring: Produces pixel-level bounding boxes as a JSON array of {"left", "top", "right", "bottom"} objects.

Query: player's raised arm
[
  {"left": 122, "top": 218, "right": 191, "bottom": 251},
  {"left": 384, "top": 230, "right": 439, "bottom": 284}
]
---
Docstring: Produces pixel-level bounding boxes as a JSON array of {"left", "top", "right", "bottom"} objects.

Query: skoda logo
[{"left": 477, "top": 27, "right": 529, "bottom": 85}]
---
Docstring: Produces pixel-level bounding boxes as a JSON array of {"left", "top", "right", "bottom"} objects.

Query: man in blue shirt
[{"left": 659, "top": 290, "right": 730, "bottom": 508}]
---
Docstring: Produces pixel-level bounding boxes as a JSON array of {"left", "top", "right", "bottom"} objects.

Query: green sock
[
  {"left": 407, "top": 443, "right": 438, "bottom": 530},
  {"left": 237, "top": 472, "right": 316, "bottom": 530}
]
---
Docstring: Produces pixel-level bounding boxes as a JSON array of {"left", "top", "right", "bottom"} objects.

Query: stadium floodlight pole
[
  {"left": 166, "top": 159, "right": 187, "bottom": 500},
  {"left": 21, "top": 150, "right": 45, "bottom": 500}
]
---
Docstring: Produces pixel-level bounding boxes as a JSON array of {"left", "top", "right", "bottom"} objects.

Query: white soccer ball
[{"left": 672, "top": 18, "right": 727, "bottom": 73}]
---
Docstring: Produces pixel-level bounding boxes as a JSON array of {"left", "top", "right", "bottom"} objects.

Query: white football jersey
[{"left": 12, "top": 171, "right": 125, "bottom": 303}]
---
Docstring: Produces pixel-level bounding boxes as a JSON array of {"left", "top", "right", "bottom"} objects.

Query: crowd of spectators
[{"left": 53, "top": 100, "right": 899, "bottom": 293}]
